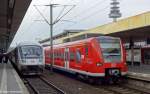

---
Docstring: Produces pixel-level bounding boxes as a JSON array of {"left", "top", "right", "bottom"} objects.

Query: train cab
[{"left": 8, "top": 42, "right": 45, "bottom": 75}]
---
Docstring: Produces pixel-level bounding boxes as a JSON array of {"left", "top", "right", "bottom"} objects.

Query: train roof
[
  {"left": 97, "top": 36, "right": 120, "bottom": 40},
  {"left": 17, "top": 42, "right": 42, "bottom": 47},
  {"left": 7, "top": 42, "right": 42, "bottom": 54},
  {"left": 44, "top": 36, "right": 120, "bottom": 50},
  {"left": 44, "top": 37, "right": 94, "bottom": 49}
]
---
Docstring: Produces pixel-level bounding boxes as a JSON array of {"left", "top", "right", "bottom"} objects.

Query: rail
[{"left": 25, "top": 76, "right": 66, "bottom": 94}]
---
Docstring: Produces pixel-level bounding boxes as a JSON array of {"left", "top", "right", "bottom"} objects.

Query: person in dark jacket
[
  {"left": 0, "top": 54, "right": 4, "bottom": 63},
  {"left": 3, "top": 53, "right": 9, "bottom": 63}
]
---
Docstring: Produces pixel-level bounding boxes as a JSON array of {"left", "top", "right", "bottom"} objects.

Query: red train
[{"left": 45, "top": 36, "right": 128, "bottom": 82}]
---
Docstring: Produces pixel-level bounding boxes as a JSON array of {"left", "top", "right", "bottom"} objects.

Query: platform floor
[
  {"left": 0, "top": 62, "right": 29, "bottom": 94},
  {"left": 128, "top": 64, "right": 150, "bottom": 81},
  {"left": 128, "top": 64, "right": 150, "bottom": 74}
]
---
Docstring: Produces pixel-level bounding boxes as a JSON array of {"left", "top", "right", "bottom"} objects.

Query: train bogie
[{"left": 19, "top": 65, "right": 43, "bottom": 75}]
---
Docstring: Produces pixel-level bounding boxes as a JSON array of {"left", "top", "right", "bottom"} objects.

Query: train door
[{"left": 64, "top": 48, "right": 69, "bottom": 69}]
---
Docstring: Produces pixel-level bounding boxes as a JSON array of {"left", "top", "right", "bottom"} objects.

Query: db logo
[{"left": 111, "top": 63, "right": 116, "bottom": 67}]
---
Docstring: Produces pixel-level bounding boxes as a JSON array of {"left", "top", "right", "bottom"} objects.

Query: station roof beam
[{"left": 0, "top": 0, "right": 32, "bottom": 53}]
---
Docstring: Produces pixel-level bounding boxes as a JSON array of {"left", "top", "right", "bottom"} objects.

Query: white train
[{"left": 8, "top": 42, "right": 45, "bottom": 75}]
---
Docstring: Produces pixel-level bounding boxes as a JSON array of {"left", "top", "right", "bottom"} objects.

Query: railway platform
[
  {"left": 0, "top": 61, "right": 29, "bottom": 94},
  {"left": 127, "top": 64, "right": 150, "bottom": 81}
]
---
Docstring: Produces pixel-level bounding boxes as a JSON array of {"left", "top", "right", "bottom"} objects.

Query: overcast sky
[{"left": 11, "top": 0, "right": 150, "bottom": 46}]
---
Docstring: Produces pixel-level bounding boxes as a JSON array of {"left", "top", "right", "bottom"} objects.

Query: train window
[
  {"left": 59, "top": 52, "right": 61, "bottom": 59},
  {"left": 70, "top": 52, "right": 75, "bottom": 61},
  {"left": 53, "top": 52, "right": 54, "bottom": 58},
  {"left": 49, "top": 54, "right": 51, "bottom": 58},
  {"left": 56, "top": 52, "right": 58, "bottom": 58},
  {"left": 57, "top": 52, "right": 58, "bottom": 58},
  {"left": 60, "top": 53, "right": 64, "bottom": 59},
  {"left": 57, "top": 52, "right": 59, "bottom": 58},
  {"left": 54, "top": 52, "right": 56, "bottom": 59},
  {"left": 60, "top": 53, "right": 62, "bottom": 59},
  {"left": 19, "top": 46, "right": 42, "bottom": 59},
  {"left": 85, "top": 46, "right": 88, "bottom": 56},
  {"left": 99, "top": 38, "right": 121, "bottom": 62},
  {"left": 59, "top": 53, "right": 61, "bottom": 59},
  {"left": 76, "top": 50, "right": 81, "bottom": 63},
  {"left": 62, "top": 54, "right": 64, "bottom": 59},
  {"left": 60, "top": 53, "right": 61, "bottom": 59},
  {"left": 58, "top": 52, "right": 60, "bottom": 59}
]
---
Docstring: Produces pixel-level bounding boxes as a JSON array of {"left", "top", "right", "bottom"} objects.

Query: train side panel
[{"left": 45, "top": 37, "right": 128, "bottom": 78}]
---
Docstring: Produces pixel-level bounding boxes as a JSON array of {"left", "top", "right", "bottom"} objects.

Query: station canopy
[
  {"left": 0, "top": 0, "right": 31, "bottom": 53},
  {"left": 87, "top": 11, "right": 150, "bottom": 43},
  {"left": 59, "top": 11, "right": 150, "bottom": 44}
]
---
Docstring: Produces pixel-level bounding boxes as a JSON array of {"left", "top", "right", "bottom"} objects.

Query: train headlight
[{"left": 96, "top": 63, "right": 103, "bottom": 66}]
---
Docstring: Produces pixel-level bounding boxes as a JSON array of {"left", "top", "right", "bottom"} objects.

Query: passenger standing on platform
[
  {"left": 0, "top": 53, "right": 3, "bottom": 63},
  {"left": 3, "top": 53, "right": 9, "bottom": 63}
]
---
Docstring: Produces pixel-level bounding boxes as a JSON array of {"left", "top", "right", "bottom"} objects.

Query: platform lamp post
[{"left": 129, "top": 38, "right": 134, "bottom": 66}]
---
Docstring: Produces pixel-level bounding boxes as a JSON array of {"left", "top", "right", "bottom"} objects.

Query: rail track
[
  {"left": 95, "top": 76, "right": 150, "bottom": 94},
  {"left": 43, "top": 69, "right": 150, "bottom": 94},
  {"left": 23, "top": 68, "right": 150, "bottom": 94},
  {"left": 24, "top": 76, "right": 66, "bottom": 94},
  {"left": 23, "top": 75, "right": 150, "bottom": 94},
  {"left": 99, "top": 84, "right": 150, "bottom": 94}
]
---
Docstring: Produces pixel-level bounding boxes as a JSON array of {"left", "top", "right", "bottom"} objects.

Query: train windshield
[
  {"left": 98, "top": 37, "right": 121, "bottom": 62},
  {"left": 20, "top": 45, "right": 43, "bottom": 58}
]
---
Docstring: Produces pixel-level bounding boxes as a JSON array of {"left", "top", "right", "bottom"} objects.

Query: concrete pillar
[{"left": 129, "top": 38, "right": 134, "bottom": 66}]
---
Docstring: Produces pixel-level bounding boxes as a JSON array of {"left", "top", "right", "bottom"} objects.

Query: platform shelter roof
[
  {"left": 0, "top": 0, "right": 32, "bottom": 53},
  {"left": 61, "top": 11, "right": 150, "bottom": 43}
]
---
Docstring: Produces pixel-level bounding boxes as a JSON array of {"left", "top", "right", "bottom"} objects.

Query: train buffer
[{"left": 0, "top": 61, "right": 29, "bottom": 94}]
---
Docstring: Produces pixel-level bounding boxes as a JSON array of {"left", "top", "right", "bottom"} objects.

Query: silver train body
[{"left": 8, "top": 42, "right": 45, "bottom": 75}]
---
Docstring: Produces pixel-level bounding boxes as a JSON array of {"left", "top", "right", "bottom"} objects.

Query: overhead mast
[{"left": 34, "top": 3, "right": 75, "bottom": 72}]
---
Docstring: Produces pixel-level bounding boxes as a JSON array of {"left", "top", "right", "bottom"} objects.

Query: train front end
[
  {"left": 18, "top": 45, "right": 44, "bottom": 75},
  {"left": 96, "top": 36, "right": 128, "bottom": 81}
]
